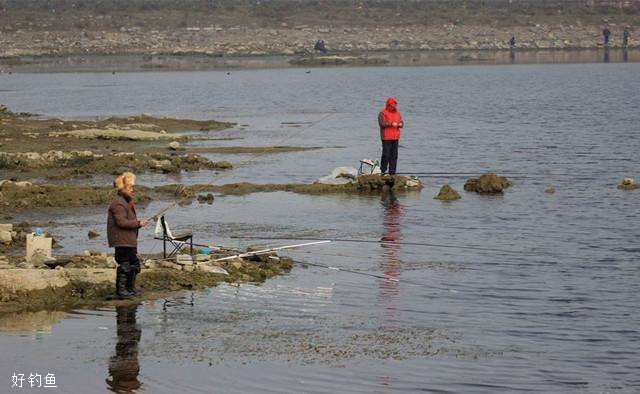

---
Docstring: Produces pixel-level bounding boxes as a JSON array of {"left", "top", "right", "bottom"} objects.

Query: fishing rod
[
  {"left": 212, "top": 240, "right": 331, "bottom": 262},
  {"left": 296, "top": 260, "right": 399, "bottom": 282},
  {"left": 144, "top": 197, "right": 192, "bottom": 222},
  {"left": 230, "top": 235, "right": 567, "bottom": 258}
]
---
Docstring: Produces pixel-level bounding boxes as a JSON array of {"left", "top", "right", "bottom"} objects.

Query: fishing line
[{"left": 207, "top": 112, "right": 336, "bottom": 185}]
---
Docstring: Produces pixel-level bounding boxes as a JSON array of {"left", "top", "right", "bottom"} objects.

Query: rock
[
  {"left": 175, "top": 254, "right": 194, "bottom": 265},
  {"left": 545, "top": 186, "right": 556, "bottom": 194},
  {"left": 149, "top": 159, "right": 175, "bottom": 172},
  {"left": 122, "top": 123, "right": 163, "bottom": 132},
  {"left": 214, "top": 161, "right": 233, "bottom": 170},
  {"left": 160, "top": 260, "right": 182, "bottom": 270},
  {"left": 197, "top": 264, "right": 229, "bottom": 275},
  {"left": 83, "top": 250, "right": 91, "bottom": 257},
  {"left": 51, "top": 128, "right": 175, "bottom": 141},
  {"left": 106, "top": 257, "right": 117, "bottom": 268},
  {"left": 194, "top": 254, "right": 210, "bottom": 262},
  {"left": 230, "top": 260, "right": 243, "bottom": 269},
  {"left": 168, "top": 141, "right": 182, "bottom": 150},
  {"left": 405, "top": 178, "right": 421, "bottom": 188},
  {"left": 0, "top": 258, "right": 12, "bottom": 269},
  {"left": 16, "top": 261, "right": 34, "bottom": 269},
  {"left": 617, "top": 177, "right": 638, "bottom": 191},
  {"left": 30, "top": 253, "right": 56, "bottom": 268},
  {"left": 434, "top": 184, "right": 461, "bottom": 201},
  {"left": 197, "top": 193, "right": 214, "bottom": 204},
  {"left": 87, "top": 229, "right": 100, "bottom": 238},
  {"left": 464, "top": 173, "right": 512, "bottom": 194},
  {"left": 0, "top": 229, "right": 12, "bottom": 244}
]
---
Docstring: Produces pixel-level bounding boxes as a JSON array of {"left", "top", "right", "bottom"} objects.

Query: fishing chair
[
  {"left": 359, "top": 159, "right": 380, "bottom": 175},
  {"left": 154, "top": 215, "right": 194, "bottom": 258}
]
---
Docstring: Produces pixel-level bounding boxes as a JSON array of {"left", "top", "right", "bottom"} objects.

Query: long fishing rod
[
  {"left": 212, "top": 240, "right": 331, "bottom": 262},
  {"left": 296, "top": 260, "right": 399, "bottom": 282},
  {"left": 144, "top": 196, "right": 193, "bottom": 222},
  {"left": 230, "top": 235, "right": 566, "bottom": 258}
]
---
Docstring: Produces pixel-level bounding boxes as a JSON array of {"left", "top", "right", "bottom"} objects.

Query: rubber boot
[
  {"left": 126, "top": 270, "right": 138, "bottom": 297},
  {"left": 116, "top": 267, "right": 133, "bottom": 299}
]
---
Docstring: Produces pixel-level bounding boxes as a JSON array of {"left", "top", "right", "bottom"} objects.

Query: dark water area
[{"left": 0, "top": 62, "right": 639, "bottom": 392}]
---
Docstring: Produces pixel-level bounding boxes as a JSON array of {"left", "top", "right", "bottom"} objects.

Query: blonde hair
[{"left": 114, "top": 172, "right": 136, "bottom": 190}]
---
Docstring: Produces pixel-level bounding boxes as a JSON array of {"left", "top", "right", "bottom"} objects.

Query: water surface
[{"left": 0, "top": 62, "right": 639, "bottom": 393}]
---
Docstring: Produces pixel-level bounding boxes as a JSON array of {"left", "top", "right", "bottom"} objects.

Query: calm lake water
[{"left": 0, "top": 61, "right": 639, "bottom": 393}]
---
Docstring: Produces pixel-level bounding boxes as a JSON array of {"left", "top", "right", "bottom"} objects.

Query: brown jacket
[{"left": 107, "top": 195, "right": 141, "bottom": 248}]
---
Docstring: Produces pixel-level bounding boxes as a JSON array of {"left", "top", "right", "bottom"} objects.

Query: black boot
[
  {"left": 116, "top": 267, "right": 133, "bottom": 299},
  {"left": 126, "top": 270, "right": 138, "bottom": 297}
]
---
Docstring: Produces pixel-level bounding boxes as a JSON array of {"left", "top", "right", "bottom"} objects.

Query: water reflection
[
  {"left": 623, "top": 49, "right": 629, "bottom": 62},
  {"left": 604, "top": 48, "right": 610, "bottom": 63},
  {"left": 106, "top": 304, "right": 142, "bottom": 393},
  {"left": 378, "top": 191, "right": 404, "bottom": 323}
]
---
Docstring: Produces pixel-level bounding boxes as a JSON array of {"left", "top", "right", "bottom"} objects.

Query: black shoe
[
  {"left": 116, "top": 268, "right": 133, "bottom": 299},
  {"left": 126, "top": 271, "right": 138, "bottom": 297}
]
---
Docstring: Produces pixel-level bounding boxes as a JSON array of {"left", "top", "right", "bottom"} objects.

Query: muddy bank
[
  {"left": 0, "top": 252, "right": 294, "bottom": 314},
  {"left": 1, "top": 150, "right": 231, "bottom": 180},
  {"left": 290, "top": 55, "right": 388, "bottom": 66},
  {"left": 0, "top": 106, "right": 233, "bottom": 155},
  {"left": 0, "top": 181, "right": 149, "bottom": 214},
  {"left": 0, "top": 105, "right": 236, "bottom": 180},
  {"left": 155, "top": 174, "right": 423, "bottom": 198}
]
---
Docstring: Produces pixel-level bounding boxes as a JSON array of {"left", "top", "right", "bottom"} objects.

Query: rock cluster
[
  {"left": 197, "top": 193, "right": 215, "bottom": 204},
  {"left": 464, "top": 173, "right": 512, "bottom": 194},
  {"left": 356, "top": 174, "right": 423, "bottom": 192}
]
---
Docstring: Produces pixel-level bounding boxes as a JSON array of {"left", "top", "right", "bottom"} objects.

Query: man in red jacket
[{"left": 378, "top": 97, "right": 404, "bottom": 175}]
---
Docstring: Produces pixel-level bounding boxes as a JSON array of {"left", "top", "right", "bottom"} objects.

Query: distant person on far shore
[
  {"left": 623, "top": 27, "right": 630, "bottom": 47},
  {"left": 603, "top": 26, "right": 611, "bottom": 46},
  {"left": 508, "top": 35, "right": 516, "bottom": 49},
  {"left": 314, "top": 39, "right": 327, "bottom": 54},
  {"left": 378, "top": 97, "right": 404, "bottom": 175}
]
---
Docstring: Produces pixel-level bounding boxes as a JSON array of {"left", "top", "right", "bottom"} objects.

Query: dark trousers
[
  {"left": 115, "top": 247, "right": 140, "bottom": 273},
  {"left": 381, "top": 140, "right": 399, "bottom": 175}
]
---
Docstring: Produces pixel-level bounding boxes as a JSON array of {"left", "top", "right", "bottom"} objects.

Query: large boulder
[
  {"left": 434, "top": 184, "right": 461, "bottom": 201},
  {"left": 464, "top": 173, "right": 512, "bottom": 194}
]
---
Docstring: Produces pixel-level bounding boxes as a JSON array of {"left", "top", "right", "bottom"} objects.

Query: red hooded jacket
[{"left": 378, "top": 98, "right": 403, "bottom": 141}]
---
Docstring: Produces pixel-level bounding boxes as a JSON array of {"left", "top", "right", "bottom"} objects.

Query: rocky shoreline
[
  {"left": 1, "top": 23, "right": 637, "bottom": 61},
  {"left": 0, "top": 250, "right": 295, "bottom": 315}
]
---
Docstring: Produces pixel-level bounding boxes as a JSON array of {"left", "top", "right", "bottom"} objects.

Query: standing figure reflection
[
  {"left": 378, "top": 191, "right": 405, "bottom": 324},
  {"left": 106, "top": 304, "right": 142, "bottom": 393}
]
